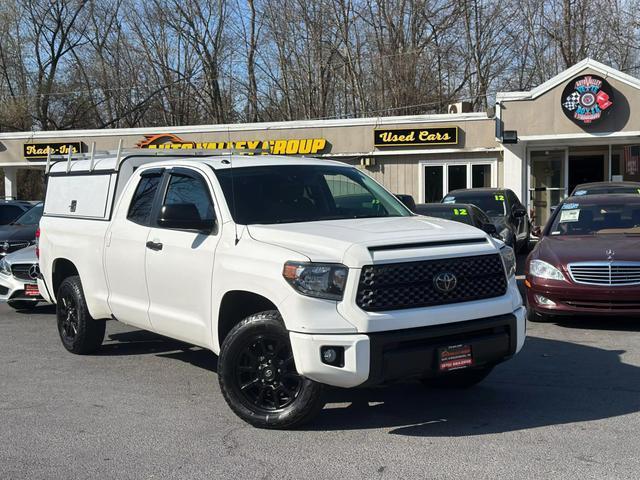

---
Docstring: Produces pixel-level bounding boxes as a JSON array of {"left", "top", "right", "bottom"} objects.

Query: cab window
[
  {"left": 127, "top": 174, "right": 161, "bottom": 225},
  {"left": 162, "top": 173, "right": 215, "bottom": 224}
]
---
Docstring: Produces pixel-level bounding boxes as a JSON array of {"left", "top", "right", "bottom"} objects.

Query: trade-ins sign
[
  {"left": 136, "top": 134, "right": 327, "bottom": 155},
  {"left": 374, "top": 127, "right": 458, "bottom": 147},
  {"left": 561, "top": 74, "right": 614, "bottom": 125},
  {"left": 23, "top": 142, "right": 85, "bottom": 159}
]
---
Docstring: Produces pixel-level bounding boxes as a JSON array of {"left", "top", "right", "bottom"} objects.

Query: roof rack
[{"left": 45, "top": 140, "right": 268, "bottom": 174}]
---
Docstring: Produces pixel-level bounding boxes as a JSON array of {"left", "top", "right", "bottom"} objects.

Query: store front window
[{"left": 422, "top": 160, "right": 496, "bottom": 203}]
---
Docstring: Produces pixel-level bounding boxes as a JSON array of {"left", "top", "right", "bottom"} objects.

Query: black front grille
[
  {"left": 356, "top": 253, "right": 507, "bottom": 311},
  {"left": 11, "top": 264, "right": 36, "bottom": 282}
]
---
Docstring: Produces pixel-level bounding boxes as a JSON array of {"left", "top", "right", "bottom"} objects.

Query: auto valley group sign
[{"left": 561, "top": 74, "right": 614, "bottom": 125}]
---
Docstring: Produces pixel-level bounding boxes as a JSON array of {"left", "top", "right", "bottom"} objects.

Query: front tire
[
  {"left": 422, "top": 365, "right": 494, "bottom": 389},
  {"left": 56, "top": 276, "right": 105, "bottom": 354},
  {"left": 218, "top": 310, "right": 325, "bottom": 429}
]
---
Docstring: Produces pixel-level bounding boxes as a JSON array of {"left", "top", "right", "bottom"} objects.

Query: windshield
[
  {"left": 573, "top": 186, "right": 640, "bottom": 195},
  {"left": 442, "top": 193, "right": 506, "bottom": 216},
  {"left": 13, "top": 204, "right": 43, "bottom": 225},
  {"left": 549, "top": 202, "right": 640, "bottom": 236},
  {"left": 214, "top": 165, "right": 412, "bottom": 224},
  {"left": 415, "top": 206, "right": 473, "bottom": 225}
]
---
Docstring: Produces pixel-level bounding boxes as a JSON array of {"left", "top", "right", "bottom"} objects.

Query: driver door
[{"left": 145, "top": 168, "right": 220, "bottom": 347}]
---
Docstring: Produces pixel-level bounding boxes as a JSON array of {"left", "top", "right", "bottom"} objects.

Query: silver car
[{"left": 0, "top": 245, "right": 43, "bottom": 310}]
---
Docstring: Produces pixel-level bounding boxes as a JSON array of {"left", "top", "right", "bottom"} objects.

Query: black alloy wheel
[
  {"left": 218, "top": 310, "right": 325, "bottom": 429},
  {"left": 56, "top": 276, "right": 105, "bottom": 354},
  {"left": 234, "top": 334, "right": 303, "bottom": 412}
]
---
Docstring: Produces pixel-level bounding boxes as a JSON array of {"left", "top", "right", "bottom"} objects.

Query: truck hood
[{"left": 247, "top": 216, "right": 498, "bottom": 267}]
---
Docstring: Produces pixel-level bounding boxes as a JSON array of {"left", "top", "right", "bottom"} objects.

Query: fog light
[
  {"left": 534, "top": 294, "right": 556, "bottom": 307},
  {"left": 321, "top": 346, "right": 344, "bottom": 367}
]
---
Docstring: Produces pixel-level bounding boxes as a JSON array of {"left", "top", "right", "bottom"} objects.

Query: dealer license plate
[
  {"left": 24, "top": 284, "right": 40, "bottom": 297},
  {"left": 438, "top": 344, "right": 474, "bottom": 371}
]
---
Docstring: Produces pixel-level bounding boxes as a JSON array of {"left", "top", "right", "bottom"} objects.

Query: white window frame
[{"left": 418, "top": 158, "right": 498, "bottom": 203}]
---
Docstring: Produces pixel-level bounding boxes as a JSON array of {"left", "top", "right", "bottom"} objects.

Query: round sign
[{"left": 561, "top": 74, "right": 614, "bottom": 126}]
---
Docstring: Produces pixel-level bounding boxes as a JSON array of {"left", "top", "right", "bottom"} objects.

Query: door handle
[{"left": 146, "top": 241, "right": 163, "bottom": 251}]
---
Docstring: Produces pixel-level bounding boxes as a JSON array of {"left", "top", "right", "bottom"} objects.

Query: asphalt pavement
[{"left": 2, "top": 269, "right": 640, "bottom": 479}]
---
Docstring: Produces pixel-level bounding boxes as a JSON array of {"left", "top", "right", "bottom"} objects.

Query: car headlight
[
  {"left": 283, "top": 262, "right": 348, "bottom": 301},
  {"left": 499, "top": 228, "right": 511, "bottom": 242},
  {"left": 500, "top": 246, "right": 516, "bottom": 278},
  {"left": 529, "top": 259, "right": 565, "bottom": 281},
  {"left": 0, "top": 258, "right": 11, "bottom": 276}
]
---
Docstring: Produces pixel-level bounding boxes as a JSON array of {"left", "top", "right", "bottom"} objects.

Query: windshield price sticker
[
  {"left": 562, "top": 203, "right": 580, "bottom": 210},
  {"left": 443, "top": 197, "right": 455, "bottom": 204},
  {"left": 560, "top": 209, "right": 580, "bottom": 223},
  {"left": 574, "top": 190, "right": 587, "bottom": 196},
  {"left": 494, "top": 194, "right": 505, "bottom": 201},
  {"left": 453, "top": 208, "right": 468, "bottom": 216}
]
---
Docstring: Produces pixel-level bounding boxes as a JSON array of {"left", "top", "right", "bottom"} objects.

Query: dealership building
[{"left": 1, "top": 58, "right": 640, "bottom": 227}]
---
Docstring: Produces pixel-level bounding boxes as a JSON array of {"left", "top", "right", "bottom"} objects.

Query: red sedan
[{"left": 525, "top": 194, "right": 640, "bottom": 321}]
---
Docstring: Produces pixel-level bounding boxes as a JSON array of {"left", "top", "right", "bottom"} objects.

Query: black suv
[
  {"left": 0, "top": 203, "right": 43, "bottom": 257},
  {"left": 442, "top": 188, "right": 530, "bottom": 252}
]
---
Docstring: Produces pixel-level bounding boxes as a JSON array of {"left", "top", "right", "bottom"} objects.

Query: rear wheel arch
[
  {"left": 217, "top": 290, "right": 278, "bottom": 348},
  {"left": 52, "top": 258, "right": 79, "bottom": 299}
]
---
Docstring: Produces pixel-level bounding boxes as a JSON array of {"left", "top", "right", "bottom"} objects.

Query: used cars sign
[{"left": 374, "top": 127, "right": 458, "bottom": 147}]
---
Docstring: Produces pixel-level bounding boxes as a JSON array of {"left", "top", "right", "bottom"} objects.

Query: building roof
[
  {"left": 496, "top": 58, "right": 640, "bottom": 102},
  {"left": 0, "top": 112, "right": 490, "bottom": 141}
]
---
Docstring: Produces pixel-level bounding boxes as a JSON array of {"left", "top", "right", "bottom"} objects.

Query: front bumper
[
  {"left": 289, "top": 306, "right": 526, "bottom": 388},
  {"left": 526, "top": 276, "right": 640, "bottom": 316},
  {"left": 0, "top": 273, "right": 42, "bottom": 303}
]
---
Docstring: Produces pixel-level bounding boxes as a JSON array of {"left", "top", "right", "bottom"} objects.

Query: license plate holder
[
  {"left": 24, "top": 284, "right": 40, "bottom": 297},
  {"left": 438, "top": 344, "right": 474, "bottom": 371}
]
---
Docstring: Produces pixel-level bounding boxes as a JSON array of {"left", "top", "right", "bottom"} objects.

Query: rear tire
[
  {"left": 8, "top": 300, "right": 38, "bottom": 311},
  {"left": 56, "top": 276, "right": 105, "bottom": 354},
  {"left": 422, "top": 365, "right": 494, "bottom": 389},
  {"left": 218, "top": 310, "right": 325, "bottom": 429}
]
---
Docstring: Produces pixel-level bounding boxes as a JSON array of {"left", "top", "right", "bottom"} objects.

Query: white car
[
  {"left": 0, "top": 245, "right": 43, "bottom": 310},
  {"left": 38, "top": 152, "right": 525, "bottom": 429}
]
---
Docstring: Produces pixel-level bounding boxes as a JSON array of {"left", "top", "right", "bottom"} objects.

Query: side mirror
[
  {"left": 158, "top": 203, "right": 215, "bottom": 232},
  {"left": 395, "top": 194, "right": 416, "bottom": 212},
  {"left": 512, "top": 208, "right": 527, "bottom": 218},
  {"left": 481, "top": 223, "right": 498, "bottom": 235}
]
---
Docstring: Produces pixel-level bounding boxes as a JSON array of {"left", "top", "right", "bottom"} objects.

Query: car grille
[
  {"left": 568, "top": 263, "right": 640, "bottom": 286},
  {"left": 356, "top": 253, "right": 507, "bottom": 312},
  {"left": 11, "top": 263, "right": 38, "bottom": 282},
  {"left": 565, "top": 300, "right": 640, "bottom": 310}
]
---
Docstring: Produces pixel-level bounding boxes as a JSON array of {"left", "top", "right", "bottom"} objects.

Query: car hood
[
  {"left": 0, "top": 224, "right": 37, "bottom": 241},
  {"left": 247, "top": 216, "right": 499, "bottom": 267},
  {"left": 4, "top": 245, "right": 37, "bottom": 265},
  {"left": 537, "top": 235, "right": 640, "bottom": 265}
]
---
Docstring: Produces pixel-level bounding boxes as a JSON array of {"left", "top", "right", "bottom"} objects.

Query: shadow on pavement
[
  {"left": 96, "top": 328, "right": 640, "bottom": 436},
  {"left": 304, "top": 335, "right": 640, "bottom": 435}
]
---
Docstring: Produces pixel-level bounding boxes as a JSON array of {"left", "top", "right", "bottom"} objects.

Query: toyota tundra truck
[{"left": 37, "top": 152, "right": 525, "bottom": 429}]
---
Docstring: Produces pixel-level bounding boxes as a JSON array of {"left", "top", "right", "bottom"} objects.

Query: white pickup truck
[{"left": 38, "top": 152, "right": 525, "bottom": 428}]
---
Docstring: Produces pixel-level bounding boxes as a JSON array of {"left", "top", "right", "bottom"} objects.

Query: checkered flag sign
[{"left": 563, "top": 92, "right": 580, "bottom": 111}]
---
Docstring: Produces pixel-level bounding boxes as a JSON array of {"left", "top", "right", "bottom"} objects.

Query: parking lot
[{"left": 2, "top": 268, "right": 640, "bottom": 479}]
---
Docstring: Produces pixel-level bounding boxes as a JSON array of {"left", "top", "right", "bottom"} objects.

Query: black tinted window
[
  {"left": 0, "top": 205, "right": 25, "bottom": 225},
  {"left": 164, "top": 174, "right": 215, "bottom": 221},
  {"left": 127, "top": 175, "right": 161, "bottom": 225}
]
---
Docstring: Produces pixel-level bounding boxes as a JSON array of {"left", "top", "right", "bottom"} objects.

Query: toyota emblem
[
  {"left": 28, "top": 264, "right": 39, "bottom": 280},
  {"left": 434, "top": 272, "right": 457, "bottom": 294}
]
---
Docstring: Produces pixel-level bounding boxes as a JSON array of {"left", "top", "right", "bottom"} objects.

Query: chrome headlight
[
  {"left": 529, "top": 259, "right": 565, "bottom": 281},
  {"left": 0, "top": 258, "right": 11, "bottom": 276},
  {"left": 499, "top": 228, "right": 511, "bottom": 242},
  {"left": 283, "top": 262, "right": 348, "bottom": 301},
  {"left": 500, "top": 246, "right": 516, "bottom": 278}
]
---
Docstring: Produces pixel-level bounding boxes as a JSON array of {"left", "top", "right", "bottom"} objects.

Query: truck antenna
[{"left": 226, "top": 126, "right": 240, "bottom": 245}]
